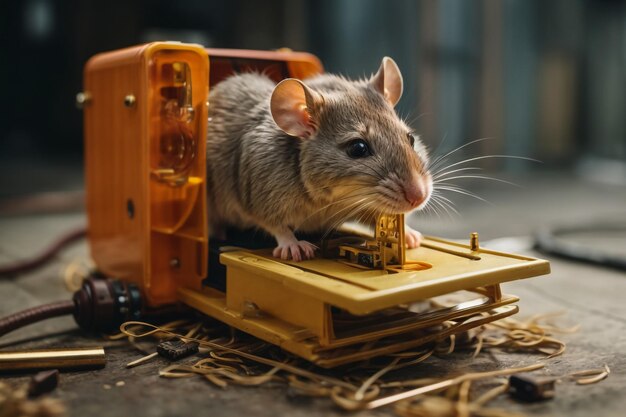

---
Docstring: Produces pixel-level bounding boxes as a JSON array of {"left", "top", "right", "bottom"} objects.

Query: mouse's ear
[
  {"left": 271, "top": 79, "right": 322, "bottom": 139},
  {"left": 370, "top": 56, "right": 403, "bottom": 107}
]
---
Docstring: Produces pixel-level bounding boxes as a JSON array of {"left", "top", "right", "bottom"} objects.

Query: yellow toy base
[{"left": 176, "top": 236, "right": 549, "bottom": 367}]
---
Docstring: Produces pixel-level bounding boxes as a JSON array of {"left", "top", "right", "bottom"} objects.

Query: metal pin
[{"left": 470, "top": 232, "right": 480, "bottom": 251}]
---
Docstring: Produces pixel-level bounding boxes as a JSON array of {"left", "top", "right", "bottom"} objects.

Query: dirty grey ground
[{"left": 0, "top": 162, "right": 625, "bottom": 417}]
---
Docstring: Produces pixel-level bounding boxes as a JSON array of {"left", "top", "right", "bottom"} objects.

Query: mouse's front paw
[
  {"left": 405, "top": 225, "right": 423, "bottom": 249},
  {"left": 272, "top": 240, "right": 317, "bottom": 262}
]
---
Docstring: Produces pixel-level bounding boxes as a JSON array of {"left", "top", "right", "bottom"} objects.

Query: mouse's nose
[{"left": 403, "top": 175, "right": 432, "bottom": 209}]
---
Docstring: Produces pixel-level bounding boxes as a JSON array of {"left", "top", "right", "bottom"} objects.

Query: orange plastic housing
[
  {"left": 204, "top": 48, "right": 323, "bottom": 85},
  {"left": 83, "top": 42, "right": 323, "bottom": 307},
  {"left": 84, "top": 42, "right": 209, "bottom": 307}
]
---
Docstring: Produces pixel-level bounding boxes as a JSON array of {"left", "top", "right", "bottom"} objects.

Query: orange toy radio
[{"left": 82, "top": 42, "right": 323, "bottom": 307}]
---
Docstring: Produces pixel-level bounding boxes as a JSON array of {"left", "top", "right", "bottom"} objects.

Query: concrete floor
[{"left": 0, "top": 168, "right": 625, "bottom": 416}]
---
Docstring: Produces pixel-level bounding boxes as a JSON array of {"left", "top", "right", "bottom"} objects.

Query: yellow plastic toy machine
[{"left": 82, "top": 42, "right": 550, "bottom": 368}]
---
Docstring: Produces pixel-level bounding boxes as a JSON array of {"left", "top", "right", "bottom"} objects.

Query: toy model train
[{"left": 81, "top": 42, "right": 550, "bottom": 367}]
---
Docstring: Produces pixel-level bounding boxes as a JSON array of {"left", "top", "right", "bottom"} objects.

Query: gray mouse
[{"left": 206, "top": 57, "right": 432, "bottom": 261}]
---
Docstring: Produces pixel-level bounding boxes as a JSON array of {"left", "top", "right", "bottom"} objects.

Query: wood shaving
[
  {"left": 472, "top": 381, "right": 509, "bottom": 406},
  {"left": 0, "top": 381, "right": 65, "bottom": 417},
  {"left": 570, "top": 364, "right": 610, "bottom": 385},
  {"left": 113, "top": 312, "right": 608, "bottom": 416},
  {"left": 468, "top": 314, "right": 568, "bottom": 358}
]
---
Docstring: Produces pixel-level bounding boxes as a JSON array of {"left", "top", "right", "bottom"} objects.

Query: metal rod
[
  {"left": 0, "top": 347, "right": 106, "bottom": 371},
  {"left": 420, "top": 242, "right": 482, "bottom": 260}
]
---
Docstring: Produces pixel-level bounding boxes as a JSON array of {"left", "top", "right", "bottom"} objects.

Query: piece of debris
[
  {"left": 157, "top": 339, "right": 199, "bottom": 360},
  {"left": 28, "top": 369, "right": 60, "bottom": 398},
  {"left": 508, "top": 375, "right": 556, "bottom": 402}
]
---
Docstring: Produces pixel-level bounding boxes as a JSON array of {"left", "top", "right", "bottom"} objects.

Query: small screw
[
  {"left": 242, "top": 301, "right": 261, "bottom": 318},
  {"left": 76, "top": 92, "right": 91, "bottom": 109},
  {"left": 170, "top": 258, "right": 180, "bottom": 268},
  {"left": 124, "top": 94, "right": 136, "bottom": 107}
]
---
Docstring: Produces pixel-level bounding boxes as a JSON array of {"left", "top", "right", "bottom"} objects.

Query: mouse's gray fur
[{"left": 206, "top": 58, "right": 432, "bottom": 261}]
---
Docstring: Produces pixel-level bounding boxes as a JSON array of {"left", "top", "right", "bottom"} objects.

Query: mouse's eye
[
  {"left": 407, "top": 133, "right": 415, "bottom": 147},
  {"left": 346, "top": 139, "right": 372, "bottom": 158}
]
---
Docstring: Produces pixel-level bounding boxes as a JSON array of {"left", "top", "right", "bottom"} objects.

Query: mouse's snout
[{"left": 403, "top": 174, "right": 432, "bottom": 210}]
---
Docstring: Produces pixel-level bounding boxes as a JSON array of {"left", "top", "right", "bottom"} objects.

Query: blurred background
[{"left": 0, "top": 0, "right": 625, "bottom": 246}]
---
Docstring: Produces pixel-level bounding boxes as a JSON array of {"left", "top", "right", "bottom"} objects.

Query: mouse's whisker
[
  {"left": 435, "top": 154, "right": 541, "bottom": 173},
  {"left": 355, "top": 201, "right": 379, "bottom": 227},
  {"left": 425, "top": 196, "right": 444, "bottom": 220},
  {"left": 431, "top": 166, "right": 482, "bottom": 180},
  {"left": 433, "top": 175, "right": 521, "bottom": 188},
  {"left": 314, "top": 195, "right": 375, "bottom": 231},
  {"left": 321, "top": 199, "right": 376, "bottom": 239},
  {"left": 358, "top": 159, "right": 386, "bottom": 182},
  {"left": 351, "top": 202, "right": 376, "bottom": 231},
  {"left": 428, "top": 137, "right": 492, "bottom": 172},
  {"left": 354, "top": 200, "right": 383, "bottom": 229},
  {"left": 294, "top": 204, "right": 347, "bottom": 231},
  {"left": 429, "top": 137, "right": 493, "bottom": 171},
  {"left": 332, "top": 171, "right": 382, "bottom": 184},
  {"left": 426, "top": 202, "right": 441, "bottom": 219},
  {"left": 437, "top": 199, "right": 456, "bottom": 219},
  {"left": 304, "top": 180, "right": 374, "bottom": 195},
  {"left": 426, "top": 133, "right": 449, "bottom": 166},
  {"left": 433, "top": 185, "right": 494, "bottom": 206},
  {"left": 294, "top": 190, "right": 378, "bottom": 229},
  {"left": 403, "top": 110, "right": 430, "bottom": 128},
  {"left": 429, "top": 194, "right": 458, "bottom": 220},
  {"left": 431, "top": 192, "right": 460, "bottom": 216},
  {"left": 316, "top": 186, "right": 374, "bottom": 203},
  {"left": 419, "top": 199, "right": 437, "bottom": 219},
  {"left": 330, "top": 198, "right": 382, "bottom": 237},
  {"left": 345, "top": 199, "right": 379, "bottom": 223}
]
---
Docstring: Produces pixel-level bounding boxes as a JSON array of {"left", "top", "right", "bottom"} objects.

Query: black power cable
[
  {"left": 0, "top": 227, "right": 86, "bottom": 277},
  {"left": 0, "top": 301, "right": 75, "bottom": 337}
]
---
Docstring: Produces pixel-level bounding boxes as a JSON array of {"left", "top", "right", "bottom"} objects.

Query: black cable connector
[{"left": 0, "top": 275, "right": 142, "bottom": 338}]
